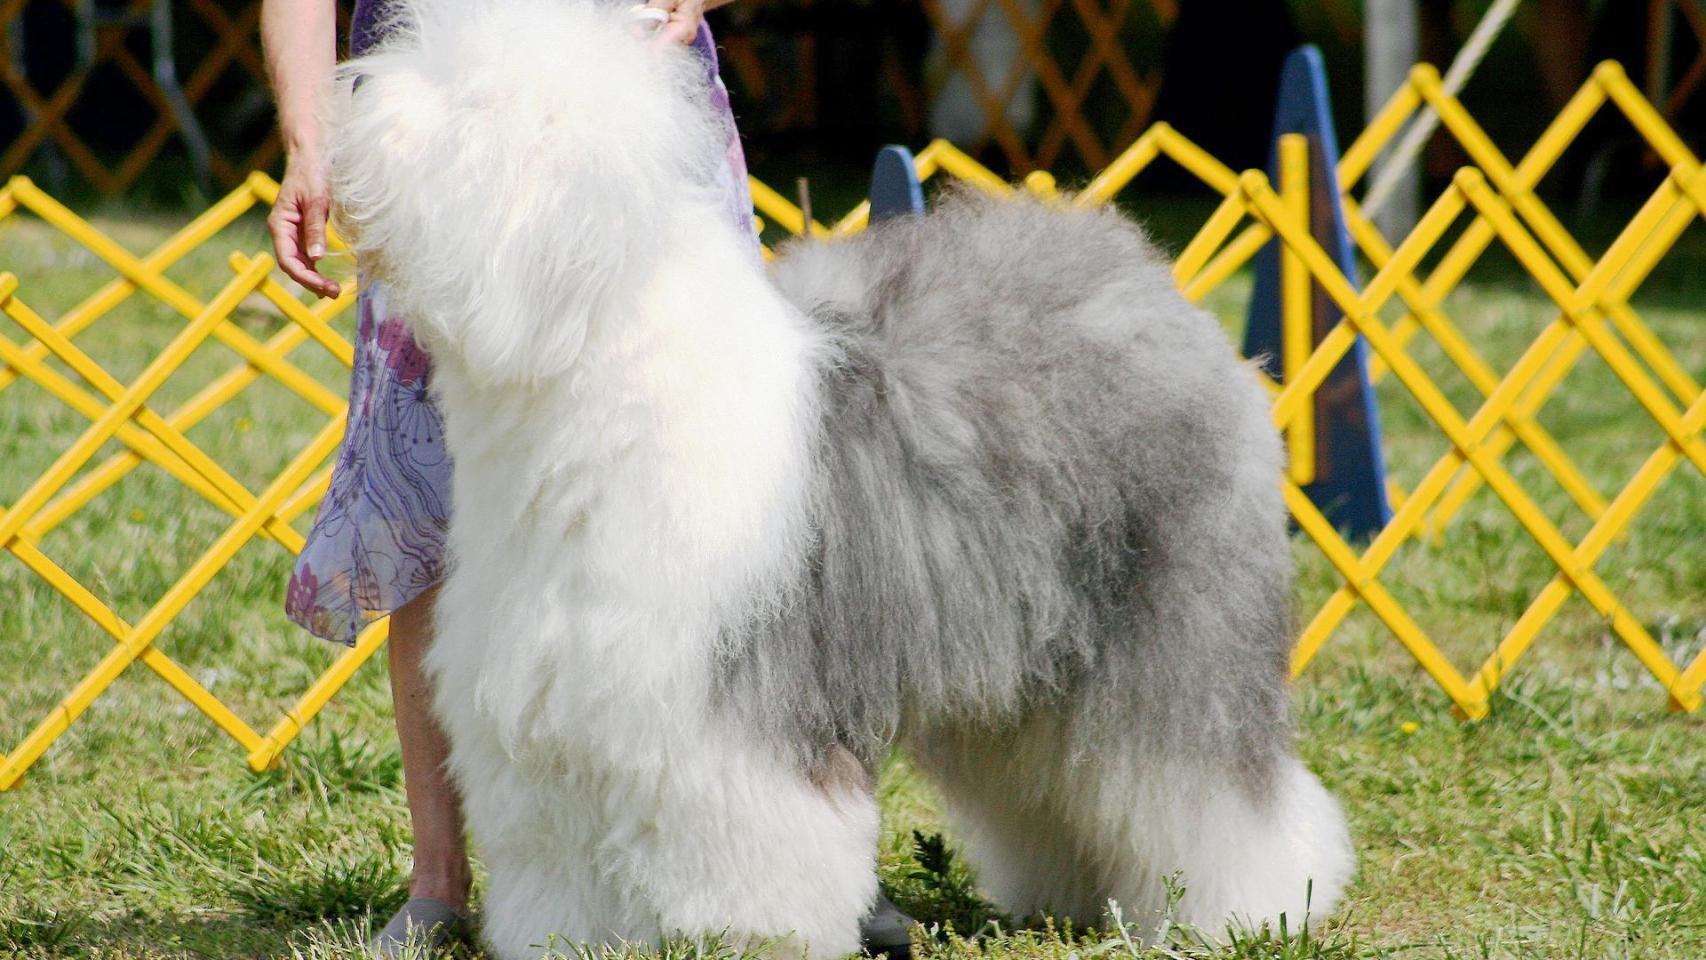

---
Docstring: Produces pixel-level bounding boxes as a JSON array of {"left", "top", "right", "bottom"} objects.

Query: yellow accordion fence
[{"left": 1, "top": 61, "right": 1703, "bottom": 790}]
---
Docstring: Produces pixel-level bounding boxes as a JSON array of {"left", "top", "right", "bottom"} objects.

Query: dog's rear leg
[
  {"left": 908, "top": 712, "right": 1352, "bottom": 939},
  {"left": 1099, "top": 749, "right": 1353, "bottom": 937},
  {"left": 905, "top": 717, "right": 1117, "bottom": 926}
]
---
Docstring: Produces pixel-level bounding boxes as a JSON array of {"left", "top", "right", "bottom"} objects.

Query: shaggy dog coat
[{"left": 329, "top": 1, "right": 1355, "bottom": 955}]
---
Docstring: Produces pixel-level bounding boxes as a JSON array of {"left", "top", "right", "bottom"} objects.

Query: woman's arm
[{"left": 262, "top": 0, "right": 341, "bottom": 298}]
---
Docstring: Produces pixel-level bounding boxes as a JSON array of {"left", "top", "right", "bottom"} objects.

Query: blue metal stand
[
  {"left": 1243, "top": 46, "right": 1392, "bottom": 540},
  {"left": 869, "top": 145, "right": 925, "bottom": 223}
]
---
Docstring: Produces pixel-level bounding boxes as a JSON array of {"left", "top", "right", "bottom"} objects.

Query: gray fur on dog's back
[{"left": 723, "top": 192, "right": 1295, "bottom": 785}]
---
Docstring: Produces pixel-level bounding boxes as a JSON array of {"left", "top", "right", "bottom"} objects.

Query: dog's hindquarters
[
  {"left": 900, "top": 471, "right": 1352, "bottom": 935},
  {"left": 903, "top": 429, "right": 1353, "bottom": 932},
  {"left": 767, "top": 195, "right": 1354, "bottom": 935},
  {"left": 901, "top": 427, "right": 1353, "bottom": 935}
]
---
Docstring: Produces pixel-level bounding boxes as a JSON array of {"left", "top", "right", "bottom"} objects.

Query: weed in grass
[
  {"left": 885, "top": 831, "right": 1003, "bottom": 939},
  {"left": 233, "top": 848, "right": 409, "bottom": 926},
  {"left": 0, "top": 901, "right": 84, "bottom": 953},
  {"left": 0, "top": 871, "right": 85, "bottom": 954}
]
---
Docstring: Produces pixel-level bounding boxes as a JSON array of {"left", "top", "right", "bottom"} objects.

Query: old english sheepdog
[{"left": 328, "top": 0, "right": 1354, "bottom": 955}]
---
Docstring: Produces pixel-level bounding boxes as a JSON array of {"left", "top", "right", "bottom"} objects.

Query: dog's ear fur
[{"left": 327, "top": 0, "right": 724, "bottom": 385}]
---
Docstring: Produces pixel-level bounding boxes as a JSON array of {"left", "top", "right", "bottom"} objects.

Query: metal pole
[{"left": 1364, "top": 0, "right": 1420, "bottom": 240}]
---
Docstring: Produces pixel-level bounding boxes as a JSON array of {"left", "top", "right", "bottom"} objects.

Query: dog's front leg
[{"left": 614, "top": 737, "right": 881, "bottom": 959}]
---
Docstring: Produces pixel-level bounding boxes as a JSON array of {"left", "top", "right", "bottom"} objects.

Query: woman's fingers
[
  {"left": 646, "top": 0, "right": 702, "bottom": 46},
  {"left": 269, "top": 203, "right": 309, "bottom": 286},
  {"left": 304, "top": 193, "right": 330, "bottom": 261},
  {"left": 269, "top": 170, "right": 341, "bottom": 299},
  {"left": 271, "top": 206, "right": 339, "bottom": 298}
]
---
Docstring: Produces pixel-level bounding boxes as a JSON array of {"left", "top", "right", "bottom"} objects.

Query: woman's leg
[{"left": 388, "top": 586, "right": 474, "bottom": 907}]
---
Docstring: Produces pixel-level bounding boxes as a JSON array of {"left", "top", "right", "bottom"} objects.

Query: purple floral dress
[{"left": 287, "top": 5, "right": 757, "bottom": 645}]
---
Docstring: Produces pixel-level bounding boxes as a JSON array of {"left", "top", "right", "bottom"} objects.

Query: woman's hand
[
  {"left": 269, "top": 149, "right": 341, "bottom": 299},
  {"left": 646, "top": 0, "right": 708, "bottom": 47}
]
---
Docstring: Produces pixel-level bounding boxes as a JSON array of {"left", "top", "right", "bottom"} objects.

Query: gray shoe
[
  {"left": 860, "top": 893, "right": 915, "bottom": 959},
  {"left": 368, "top": 897, "right": 469, "bottom": 958}
]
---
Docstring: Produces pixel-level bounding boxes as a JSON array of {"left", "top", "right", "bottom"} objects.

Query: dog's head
[{"left": 328, "top": 0, "right": 725, "bottom": 385}]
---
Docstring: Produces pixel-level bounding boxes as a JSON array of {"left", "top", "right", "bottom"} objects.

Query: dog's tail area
[{"left": 325, "top": 0, "right": 726, "bottom": 383}]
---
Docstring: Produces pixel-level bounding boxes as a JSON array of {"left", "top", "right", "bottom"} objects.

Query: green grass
[{"left": 0, "top": 194, "right": 1703, "bottom": 960}]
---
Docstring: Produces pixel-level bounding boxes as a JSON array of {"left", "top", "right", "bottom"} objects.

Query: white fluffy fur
[{"left": 329, "top": 1, "right": 1352, "bottom": 956}]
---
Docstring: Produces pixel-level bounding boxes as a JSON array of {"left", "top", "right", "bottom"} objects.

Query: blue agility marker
[
  {"left": 869, "top": 145, "right": 925, "bottom": 223},
  {"left": 1243, "top": 45, "right": 1392, "bottom": 540}
]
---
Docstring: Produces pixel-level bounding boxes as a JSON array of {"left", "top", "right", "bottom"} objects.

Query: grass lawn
[{"left": 0, "top": 192, "right": 1703, "bottom": 960}]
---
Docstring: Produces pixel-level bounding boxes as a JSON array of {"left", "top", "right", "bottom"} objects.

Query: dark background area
[{"left": 0, "top": 0, "right": 1701, "bottom": 213}]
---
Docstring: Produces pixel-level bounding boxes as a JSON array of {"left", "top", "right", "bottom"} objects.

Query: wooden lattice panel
[
  {"left": 0, "top": 0, "right": 347, "bottom": 194},
  {"left": 920, "top": 0, "right": 1175, "bottom": 170}
]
